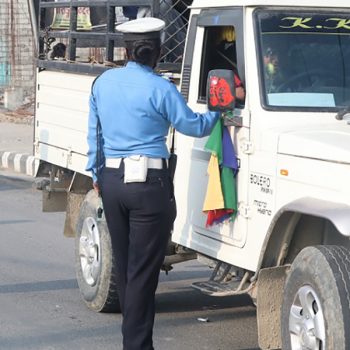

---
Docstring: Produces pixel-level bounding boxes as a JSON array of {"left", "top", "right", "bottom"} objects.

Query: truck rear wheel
[
  {"left": 281, "top": 245, "right": 350, "bottom": 350},
  {"left": 75, "top": 190, "right": 120, "bottom": 313}
]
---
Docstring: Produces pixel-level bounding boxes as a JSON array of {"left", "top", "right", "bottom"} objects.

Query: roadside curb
[{"left": 0, "top": 151, "right": 39, "bottom": 177}]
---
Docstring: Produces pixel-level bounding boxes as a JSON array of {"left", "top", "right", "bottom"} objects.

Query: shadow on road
[
  {"left": 0, "top": 219, "right": 34, "bottom": 225},
  {"left": 156, "top": 287, "right": 254, "bottom": 313},
  {"left": 0, "top": 278, "right": 78, "bottom": 293},
  {"left": 0, "top": 173, "right": 33, "bottom": 191},
  {"left": 0, "top": 324, "right": 119, "bottom": 350},
  {"left": 160, "top": 268, "right": 212, "bottom": 281}
]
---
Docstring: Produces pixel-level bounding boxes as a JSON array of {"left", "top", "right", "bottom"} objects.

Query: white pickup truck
[{"left": 34, "top": 0, "right": 350, "bottom": 349}]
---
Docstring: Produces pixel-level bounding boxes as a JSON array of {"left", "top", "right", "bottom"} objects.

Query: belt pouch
[{"left": 124, "top": 155, "right": 148, "bottom": 183}]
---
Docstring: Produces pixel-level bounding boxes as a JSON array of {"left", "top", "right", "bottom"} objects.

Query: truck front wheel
[
  {"left": 75, "top": 190, "right": 120, "bottom": 313},
  {"left": 281, "top": 245, "right": 350, "bottom": 350}
]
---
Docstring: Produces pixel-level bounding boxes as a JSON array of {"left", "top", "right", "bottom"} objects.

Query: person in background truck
[
  {"left": 50, "top": 42, "right": 66, "bottom": 60},
  {"left": 215, "top": 26, "right": 245, "bottom": 103},
  {"left": 86, "top": 17, "right": 219, "bottom": 350},
  {"left": 122, "top": 6, "right": 138, "bottom": 19},
  {"left": 263, "top": 46, "right": 283, "bottom": 93}
]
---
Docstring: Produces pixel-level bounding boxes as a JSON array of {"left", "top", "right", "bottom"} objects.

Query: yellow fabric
[
  {"left": 220, "top": 26, "right": 235, "bottom": 43},
  {"left": 202, "top": 154, "right": 224, "bottom": 212}
]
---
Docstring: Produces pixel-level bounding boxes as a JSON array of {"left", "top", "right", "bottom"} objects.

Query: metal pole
[{"left": 27, "top": 0, "right": 39, "bottom": 53}]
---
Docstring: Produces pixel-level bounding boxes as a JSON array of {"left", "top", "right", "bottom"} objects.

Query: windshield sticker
[
  {"left": 280, "top": 17, "right": 350, "bottom": 30},
  {"left": 260, "top": 13, "right": 350, "bottom": 34}
]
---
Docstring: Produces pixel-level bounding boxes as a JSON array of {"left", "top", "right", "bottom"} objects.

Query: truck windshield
[{"left": 256, "top": 10, "right": 350, "bottom": 109}]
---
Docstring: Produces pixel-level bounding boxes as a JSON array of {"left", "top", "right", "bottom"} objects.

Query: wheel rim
[
  {"left": 79, "top": 217, "right": 101, "bottom": 286},
  {"left": 289, "top": 285, "right": 326, "bottom": 350}
]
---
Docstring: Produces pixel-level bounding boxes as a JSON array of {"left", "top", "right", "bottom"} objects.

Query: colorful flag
[{"left": 203, "top": 118, "right": 238, "bottom": 227}]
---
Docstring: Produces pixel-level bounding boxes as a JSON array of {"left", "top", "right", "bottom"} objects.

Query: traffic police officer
[{"left": 86, "top": 17, "right": 219, "bottom": 350}]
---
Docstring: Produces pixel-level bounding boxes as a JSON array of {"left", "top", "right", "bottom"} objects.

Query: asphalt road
[{"left": 0, "top": 172, "right": 260, "bottom": 350}]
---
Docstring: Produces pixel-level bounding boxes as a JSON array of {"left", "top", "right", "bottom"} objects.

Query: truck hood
[{"left": 278, "top": 124, "right": 350, "bottom": 164}]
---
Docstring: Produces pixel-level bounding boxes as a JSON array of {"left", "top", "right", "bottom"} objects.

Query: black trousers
[{"left": 100, "top": 165, "right": 176, "bottom": 350}]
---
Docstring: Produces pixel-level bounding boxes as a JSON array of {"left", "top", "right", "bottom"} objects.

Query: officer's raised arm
[{"left": 161, "top": 82, "right": 219, "bottom": 137}]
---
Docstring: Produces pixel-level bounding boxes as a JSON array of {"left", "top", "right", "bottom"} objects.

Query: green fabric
[
  {"left": 204, "top": 117, "right": 238, "bottom": 221},
  {"left": 221, "top": 167, "right": 237, "bottom": 211},
  {"left": 205, "top": 118, "right": 223, "bottom": 164}
]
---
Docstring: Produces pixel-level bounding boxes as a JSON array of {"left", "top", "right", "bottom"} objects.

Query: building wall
[{"left": 0, "top": 0, "right": 35, "bottom": 102}]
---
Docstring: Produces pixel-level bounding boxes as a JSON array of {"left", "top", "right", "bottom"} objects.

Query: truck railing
[{"left": 37, "top": 0, "right": 190, "bottom": 74}]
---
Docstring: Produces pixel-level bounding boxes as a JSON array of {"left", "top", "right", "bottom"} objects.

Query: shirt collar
[{"left": 126, "top": 61, "right": 153, "bottom": 73}]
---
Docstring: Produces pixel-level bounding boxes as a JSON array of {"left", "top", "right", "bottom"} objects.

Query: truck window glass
[
  {"left": 198, "top": 25, "right": 245, "bottom": 107},
  {"left": 256, "top": 10, "right": 350, "bottom": 109}
]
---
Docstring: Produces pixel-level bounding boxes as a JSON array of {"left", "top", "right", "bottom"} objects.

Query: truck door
[{"left": 173, "top": 8, "right": 252, "bottom": 267}]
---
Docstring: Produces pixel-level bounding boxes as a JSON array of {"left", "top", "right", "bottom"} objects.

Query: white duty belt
[{"left": 105, "top": 157, "right": 164, "bottom": 169}]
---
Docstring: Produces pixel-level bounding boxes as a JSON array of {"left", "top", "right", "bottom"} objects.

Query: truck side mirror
[{"left": 207, "top": 69, "right": 236, "bottom": 111}]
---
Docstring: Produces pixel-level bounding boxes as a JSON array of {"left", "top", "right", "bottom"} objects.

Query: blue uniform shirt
[{"left": 86, "top": 61, "right": 219, "bottom": 182}]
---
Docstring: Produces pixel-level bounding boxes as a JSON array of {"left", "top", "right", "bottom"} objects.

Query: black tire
[
  {"left": 281, "top": 245, "right": 350, "bottom": 350},
  {"left": 75, "top": 190, "right": 120, "bottom": 313}
]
